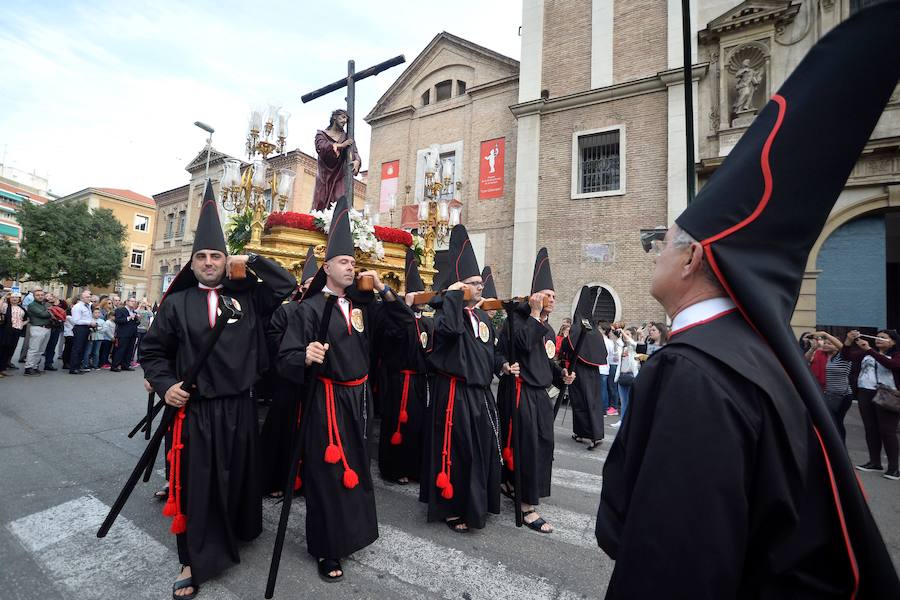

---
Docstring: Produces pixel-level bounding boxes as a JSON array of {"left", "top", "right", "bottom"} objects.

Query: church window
[
  {"left": 435, "top": 80, "right": 453, "bottom": 102},
  {"left": 421, "top": 90, "right": 430, "bottom": 106},
  {"left": 457, "top": 80, "right": 467, "bottom": 95},
  {"left": 572, "top": 126, "right": 625, "bottom": 198}
]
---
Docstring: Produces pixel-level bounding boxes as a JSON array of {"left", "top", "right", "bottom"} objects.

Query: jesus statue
[{"left": 313, "top": 109, "right": 361, "bottom": 211}]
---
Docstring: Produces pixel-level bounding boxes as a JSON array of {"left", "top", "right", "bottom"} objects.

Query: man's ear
[{"left": 682, "top": 243, "right": 704, "bottom": 277}]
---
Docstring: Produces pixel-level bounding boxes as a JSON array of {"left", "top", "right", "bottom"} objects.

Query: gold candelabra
[
  {"left": 219, "top": 106, "right": 295, "bottom": 245},
  {"left": 417, "top": 176, "right": 462, "bottom": 272}
]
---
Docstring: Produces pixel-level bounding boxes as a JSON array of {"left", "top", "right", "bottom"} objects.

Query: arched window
[
  {"left": 457, "top": 80, "right": 467, "bottom": 95},
  {"left": 421, "top": 89, "right": 430, "bottom": 106},
  {"left": 573, "top": 284, "right": 620, "bottom": 324},
  {"left": 435, "top": 80, "right": 452, "bottom": 102}
]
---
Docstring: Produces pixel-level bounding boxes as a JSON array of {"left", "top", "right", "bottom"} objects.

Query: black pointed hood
[
  {"left": 324, "top": 196, "right": 354, "bottom": 260},
  {"left": 192, "top": 179, "right": 227, "bottom": 255},
  {"left": 447, "top": 224, "right": 480, "bottom": 283},
  {"left": 481, "top": 266, "right": 498, "bottom": 300},
  {"left": 301, "top": 246, "right": 318, "bottom": 283},
  {"left": 674, "top": 4, "right": 900, "bottom": 594},
  {"left": 567, "top": 286, "right": 607, "bottom": 365},
  {"left": 530, "top": 247, "right": 554, "bottom": 294},
  {"left": 404, "top": 248, "right": 425, "bottom": 293}
]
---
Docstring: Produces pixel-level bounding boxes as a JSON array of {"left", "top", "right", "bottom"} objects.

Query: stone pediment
[
  {"left": 699, "top": 0, "right": 800, "bottom": 41},
  {"left": 366, "top": 31, "right": 518, "bottom": 123},
  {"left": 185, "top": 147, "right": 242, "bottom": 173}
]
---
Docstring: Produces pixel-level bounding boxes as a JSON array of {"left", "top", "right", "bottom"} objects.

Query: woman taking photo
[
  {"left": 0, "top": 292, "right": 27, "bottom": 378},
  {"left": 804, "top": 331, "right": 853, "bottom": 441},
  {"left": 645, "top": 322, "right": 668, "bottom": 355},
  {"left": 844, "top": 329, "right": 900, "bottom": 480}
]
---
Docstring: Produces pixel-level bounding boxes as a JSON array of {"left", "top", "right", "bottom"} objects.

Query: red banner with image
[
  {"left": 380, "top": 160, "right": 399, "bottom": 212},
  {"left": 479, "top": 138, "right": 505, "bottom": 199}
]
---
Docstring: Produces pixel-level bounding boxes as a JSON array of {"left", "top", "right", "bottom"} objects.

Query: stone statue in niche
[
  {"left": 726, "top": 43, "right": 768, "bottom": 127},
  {"left": 732, "top": 60, "right": 762, "bottom": 113}
]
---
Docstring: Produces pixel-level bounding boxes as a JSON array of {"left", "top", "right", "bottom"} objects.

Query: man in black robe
[
  {"left": 419, "top": 224, "right": 511, "bottom": 532},
  {"left": 560, "top": 286, "right": 607, "bottom": 449},
  {"left": 596, "top": 6, "right": 900, "bottom": 597},
  {"left": 375, "top": 248, "right": 434, "bottom": 484},
  {"left": 498, "top": 248, "right": 573, "bottom": 533},
  {"left": 259, "top": 247, "right": 318, "bottom": 497},
  {"left": 277, "top": 196, "right": 398, "bottom": 581},
  {"left": 141, "top": 181, "right": 296, "bottom": 598}
]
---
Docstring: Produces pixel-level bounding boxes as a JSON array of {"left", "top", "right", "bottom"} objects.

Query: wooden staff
[
  {"left": 410, "top": 286, "right": 472, "bottom": 305},
  {"left": 502, "top": 299, "right": 524, "bottom": 528},
  {"left": 265, "top": 293, "right": 339, "bottom": 599}
]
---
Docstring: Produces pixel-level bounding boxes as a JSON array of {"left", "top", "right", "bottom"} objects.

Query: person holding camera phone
[
  {"left": 804, "top": 331, "right": 853, "bottom": 441},
  {"left": 0, "top": 291, "right": 27, "bottom": 378}
]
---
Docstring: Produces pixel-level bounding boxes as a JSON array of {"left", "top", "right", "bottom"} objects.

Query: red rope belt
[
  {"left": 502, "top": 376, "right": 522, "bottom": 471},
  {"left": 435, "top": 373, "right": 462, "bottom": 500},
  {"left": 390, "top": 370, "right": 418, "bottom": 446},
  {"left": 163, "top": 407, "right": 188, "bottom": 534},
  {"left": 319, "top": 374, "right": 368, "bottom": 490}
]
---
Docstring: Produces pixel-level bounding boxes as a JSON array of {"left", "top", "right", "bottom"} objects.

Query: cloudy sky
[{"left": 0, "top": 0, "right": 522, "bottom": 198}]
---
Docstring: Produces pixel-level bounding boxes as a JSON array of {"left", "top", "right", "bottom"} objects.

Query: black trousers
[
  {"left": 823, "top": 391, "right": 853, "bottom": 442},
  {"left": 112, "top": 335, "right": 135, "bottom": 369},
  {"left": 857, "top": 388, "right": 900, "bottom": 471},
  {"left": 0, "top": 328, "right": 22, "bottom": 372},
  {"left": 70, "top": 325, "right": 91, "bottom": 372},
  {"left": 43, "top": 327, "right": 61, "bottom": 368}
]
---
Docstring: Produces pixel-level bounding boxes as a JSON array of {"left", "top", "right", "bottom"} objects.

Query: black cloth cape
[
  {"left": 419, "top": 289, "right": 504, "bottom": 527},
  {"left": 373, "top": 300, "right": 434, "bottom": 482},
  {"left": 277, "top": 289, "right": 390, "bottom": 558},
  {"left": 596, "top": 311, "right": 864, "bottom": 598},
  {"left": 559, "top": 326, "right": 608, "bottom": 441},
  {"left": 139, "top": 256, "right": 295, "bottom": 585},
  {"left": 497, "top": 307, "right": 563, "bottom": 505},
  {"left": 258, "top": 300, "right": 303, "bottom": 495}
]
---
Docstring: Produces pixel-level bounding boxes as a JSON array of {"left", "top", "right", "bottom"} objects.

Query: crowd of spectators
[{"left": 0, "top": 285, "right": 155, "bottom": 378}]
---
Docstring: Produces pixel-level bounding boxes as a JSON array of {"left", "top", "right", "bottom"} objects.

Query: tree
[
  {"left": 17, "top": 201, "right": 127, "bottom": 288},
  {"left": 0, "top": 238, "right": 20, "bottom": 280}
]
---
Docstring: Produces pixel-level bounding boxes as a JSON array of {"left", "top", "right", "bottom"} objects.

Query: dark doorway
[
  {"left": 578, "top": 285, "right": 617, "bottom": 324},
  {"left": 886, "top": 212, "right": 900, "bottom": 330}
]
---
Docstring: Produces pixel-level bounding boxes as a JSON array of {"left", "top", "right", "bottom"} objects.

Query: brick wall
[
  {"left": 541, "top": 0, "right": 592, "bottom": 97},
  {"left": 537, "top": 91, "right": 669, "bottom": 327},
  {"left": 613, "top": 0, "right": 668, "bottom": 84}
]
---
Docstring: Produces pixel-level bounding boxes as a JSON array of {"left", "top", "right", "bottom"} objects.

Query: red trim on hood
[{"left": 455, "top": 239, "right": 471, "bottom": 281}]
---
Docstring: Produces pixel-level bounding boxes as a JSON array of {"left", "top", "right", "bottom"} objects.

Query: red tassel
[
  {"left": 170, "top": 513, "right": 187, "bottom": 534},
  {"left": 435, "top": 471, "right": 449, "bottom": 489},
  {"left": 441, "top": 483, "right": 454, "bottom": 499},
  {"left": 399, "top": 410, "right": 409, "bottom": 424},
  {"left": 294, "top": 474, "right": 302, "bottom": 491},
  {"left": 502, "top": 447, "right": 514, "bottom": 471},
  {"left": 390, "top": 431, "right": 402, "bottom": 445},
  {"left": 342, "top": 469, "right": 359, "bottom": 489},
  {"left": 324, "top": 444, "right": 341, "bottom": 464},
  {"left": 162, "top": 498, "right": 177, "bottom": 517}
]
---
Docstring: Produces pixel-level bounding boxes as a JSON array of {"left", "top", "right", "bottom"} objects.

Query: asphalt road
[{"left": 0, "top": 359, "right": 897, "bottom": 599}]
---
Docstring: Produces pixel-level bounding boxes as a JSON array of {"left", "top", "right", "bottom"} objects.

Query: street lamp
[{"left": 194, "top": 121, "right": 215, "bottom": 179}]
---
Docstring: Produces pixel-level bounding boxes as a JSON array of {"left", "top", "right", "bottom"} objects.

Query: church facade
[{"left": 368, "top": 0, "right": 900, "bottom": 332}]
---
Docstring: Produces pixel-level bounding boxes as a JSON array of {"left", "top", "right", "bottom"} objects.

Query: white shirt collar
[
  {"left": 670, "top": 297, "right": 737, "bottom": 335},
  {"left": 322, "top": 286, "right": 348, "bottom": 300}
]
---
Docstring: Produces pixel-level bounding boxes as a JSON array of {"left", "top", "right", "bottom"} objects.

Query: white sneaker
[{"left": 611, "top": 421, "right": 621, "bottom": 429}]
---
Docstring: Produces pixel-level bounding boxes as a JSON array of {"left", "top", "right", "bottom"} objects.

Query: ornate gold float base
[{"left": 245, "top": 225, "right": 435, "bottom": 294}]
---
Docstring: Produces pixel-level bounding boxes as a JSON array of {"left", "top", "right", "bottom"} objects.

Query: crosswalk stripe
[
  {"left": 261, "top": 500, "right": 588, "bottom": 600},
  {"left": 552, "top": 467, "right": 603, "bottom": 495},
  {"left": 371, "top": 476, "right": 598, "bottom": 549},
  {"left": 6, "top": 496, "right": 241, "bottom": 600}
]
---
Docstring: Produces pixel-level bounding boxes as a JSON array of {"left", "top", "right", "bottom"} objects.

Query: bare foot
[
  {"left": 523, "top": 511, "right": 553, "bottom": 533},
  {"left": 174, "top": 565, "right": 194, "bottom": 597}
]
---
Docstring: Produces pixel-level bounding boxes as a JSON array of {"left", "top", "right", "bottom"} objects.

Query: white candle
[{"left": 418, "top": 201, "right": 429, "bottom": 220}]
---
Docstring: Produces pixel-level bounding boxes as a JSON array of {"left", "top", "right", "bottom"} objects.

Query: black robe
[
  {"left": 497, "top": 307, "right": 563, "bottom": 505},
  {"left": 277, "top": 290, "right": 388, "bottom": 559},
  {"left": 258, "top": 300, "right": 303, "bottom": 495},
  {"left": 596, "top": 311, "right": 861, "bottom": 598},
  {"left": 140, "top": 256, "right": 295, "bottom": 586},
  {"left": 373, "top": 301, "right": 434, "bottom": 482},
  {"left": 559, "top": 325, "right": 608, "bottom": 442},
  {"left": 419, "top": 290, "right": 505, "bottom": 528}
]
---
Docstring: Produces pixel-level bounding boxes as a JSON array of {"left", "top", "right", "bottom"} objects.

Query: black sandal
[
  {"left": 587, "top": 440, "right": 602, "bottom": 451},
  {"left": 445, "top": 517, "right": 468, "bottom": 533},
  {"left": 521, "top": 510, "right": 552, "bottom": 534},
  {"left": 318, "top": 558, "right": 344, "bottom": 582},
  {"left": 172, "top": 569, "right": 198, "bottom": 599},
  {"left": 500, "top": 483, "right": 515, "bottom": 500},
  {"left": 154, "top": 487, "right": 169, "bottom": 501},
  {"left": 571, "top": 435, "right": 586, "bottom": 443}
]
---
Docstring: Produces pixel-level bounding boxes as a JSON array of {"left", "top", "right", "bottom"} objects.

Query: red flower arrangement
[{"left": 266, "top": 212, "right": 413, "bottom": 247}]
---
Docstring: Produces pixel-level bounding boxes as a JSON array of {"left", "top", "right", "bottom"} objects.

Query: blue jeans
[
  {"left": 88, "top": 340, "right": 102, "bottom": 368},
  {"left": 618, "top": 384, "right": 632, "bottom": 420},
  {"left": 599, "top": 374, "right": 609, "bottom": 412},
  {"left": 607, "top": 364, "right": 619, "bottom": 409}
]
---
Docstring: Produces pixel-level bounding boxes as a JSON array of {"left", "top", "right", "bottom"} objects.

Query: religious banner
[
  {"left": 380, "top": 160, "right": 399, "bottom": 212},
  {"left": 479, "top": 138, "right": 505, "bottom": 199}
]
